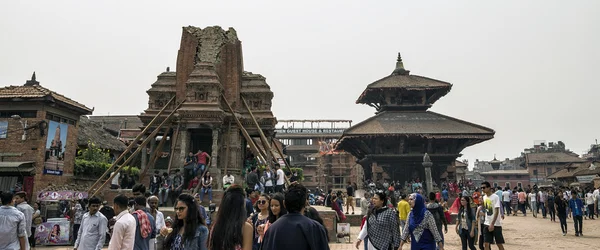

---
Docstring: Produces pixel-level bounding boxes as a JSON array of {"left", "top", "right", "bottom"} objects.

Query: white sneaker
[{"left": 563, "top": 233, "right": 566, "bottom": 236}]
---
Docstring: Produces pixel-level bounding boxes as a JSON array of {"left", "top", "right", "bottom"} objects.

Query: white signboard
[{"left": 576, "top": 175, "right": 596, "bottom": 183}]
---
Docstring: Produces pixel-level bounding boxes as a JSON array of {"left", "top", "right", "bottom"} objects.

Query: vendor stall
[{"left": 35, "top": 190, "right": 88, "bottom": 246}]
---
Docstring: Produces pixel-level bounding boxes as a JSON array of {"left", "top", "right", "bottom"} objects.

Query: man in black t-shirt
[{"left": 346, "top": 181, "right": 355, "bottom": 214}]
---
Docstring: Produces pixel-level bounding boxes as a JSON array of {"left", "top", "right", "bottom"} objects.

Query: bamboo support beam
[
  {"left": 87, "top": 96, "right": 176, "bottom": 193},
  {"left": 139, "top": 125, "right": 172, "bottom": 181},
  {"left": 166, "top": 123, "right": 181, "bottom": 173},
  {"left": 221, "top": 93, "right": 267, "bottom": 164},
  {"left": 241, "top": 96, "right": 277, "bottom": 164},
  {"left": 88, "top": 100, "right": 185, "bottom": 196}
]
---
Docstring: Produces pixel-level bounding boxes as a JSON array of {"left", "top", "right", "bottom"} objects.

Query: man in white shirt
[
  {"left": 585, "top": 189, "right": 596, "bottom": 220},
  {"left": 0, "top": 192, "right": 27, "bottom": 250},
  {"left": 502, "top": 188, "right": 512, "bottom": 215},
  {"left": 222, "top": 173, "right": 235, "bottom": 191},
  {"left": 593, "top": 187, "right": 599, "bottom": 217},
  {"left": 481, "top": 181, "right": 505, "bottom": 250},
  {"left": 263, "top": 166, "right": 274, "bottom": 194},
  {"left": 111, "top": 171, "right": 121, "bottom": 189},
  {"left": 13, "top": 191, "right": 33, "bottom": 246},
  {"left": 109, "top": 194, "right": 136, "bottom": 250},
  {"left": 74, "top": 197, "right": 107, "bottom": 250},
  {"left": 275, "top": 165, "right": 285, "bottom": 193},
  {"left": 147, "top": 196, "right": 165, "bottom": 250}
]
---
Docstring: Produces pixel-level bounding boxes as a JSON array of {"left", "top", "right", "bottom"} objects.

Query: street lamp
[{"left": 11, "top": 115, "right": 28, "bottom": 141}]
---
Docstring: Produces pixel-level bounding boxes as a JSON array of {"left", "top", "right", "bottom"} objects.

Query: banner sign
[
  {"left": 35, "top": 219, "right": 71, "bottom": 245},
  {"left": 0, "top": 121, "right": 7, "bottom": 139},
  {"left": 576, "top": 175, "right": 596, "bottom": 183},
  {"left": 44, "top": 121, "right": 68, "bottom": 176},
  {"left": 37, "top": 191, "right": 88, "bottom": 201}
]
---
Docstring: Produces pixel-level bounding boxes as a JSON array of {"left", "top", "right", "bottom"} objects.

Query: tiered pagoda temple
[
  {"left": 138, "top": 26, "right": 277, "bottom": 186},
  {"left": 336, "top": 53, "right": 494, "bottom": 187}
]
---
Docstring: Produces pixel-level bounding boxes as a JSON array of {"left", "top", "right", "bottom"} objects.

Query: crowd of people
[{"left": 0, "top": 177, "right": 333, "bottom": 250}]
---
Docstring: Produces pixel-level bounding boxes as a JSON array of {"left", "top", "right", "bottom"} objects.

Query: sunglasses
[
  {"left": 257, "top": 200, "right": 268, "bottom": 205},
  {"left": 175, "top": 206, "right": 187, "bottom": 212}
]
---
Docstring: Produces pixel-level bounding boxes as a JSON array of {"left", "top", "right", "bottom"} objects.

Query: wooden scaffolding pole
[
  {"left": 87, "top": 96, "right": 176, "bottom": 193},
  {"left": 166, "top": 122, "right": 181, "bottom": 173},
  {"left": 88, "top": 100, "right": 185, "bottom": 196},
  {"left": 241, "top": 96, "right": 276, "bottom": 164},
  {"left": 139, "top": 125, "right": 172, "bottom": 181},
  {"left": 221, "top": 93, "right": 267, "bottom": 164}
]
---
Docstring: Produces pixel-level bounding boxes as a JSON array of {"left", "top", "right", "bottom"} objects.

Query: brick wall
[{"left": 0, "top": 109, "right": 81, "bottom": 201}]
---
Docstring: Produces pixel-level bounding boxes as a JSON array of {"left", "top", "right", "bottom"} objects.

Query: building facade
[
  {"left": 0, "top": 73, "right": 92, "bottom": 200},
  {"left": 274, "top": 120, "right": 362, "bottom": 191}
]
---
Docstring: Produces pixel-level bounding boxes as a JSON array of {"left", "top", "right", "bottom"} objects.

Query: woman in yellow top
[{"left": 397, "top": 194, "right": 411, "bottom": 232}]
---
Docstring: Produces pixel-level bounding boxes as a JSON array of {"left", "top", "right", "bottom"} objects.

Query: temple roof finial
[
  {"left": 166, "top": 67, "right": 170, "bottom": 72},
  {"left": 24, "top": 71, "right": 40, "bottom": 86},
  {"left": 392, "top": 52, "right": 409, "bottom": 75}
]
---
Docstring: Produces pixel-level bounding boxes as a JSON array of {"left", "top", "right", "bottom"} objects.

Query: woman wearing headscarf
[
  {"left": 399, "top": 193, "right": 444, "bottom": 250},
  {"left": 355, "top": 191, "right": 401, "bottom": 250}
]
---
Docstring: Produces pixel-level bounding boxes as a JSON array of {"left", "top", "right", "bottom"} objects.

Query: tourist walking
[
  {"left": 585, "top": 189, "right": 595, "bottom": 219},
  {"left": 481, "top": 181, "right": 505, "bottom": 250},
  {"left": 74, "top": 197, "right": 107, "bottom": 250},
  {"left": 250, "top": 194, "right": 270, "bottom": 250},
  {"left": 346, "top": 181, "right": 356, "bottom": 214},
  {"left": 539, "top": 189, "right": 548, "bottom": 219},
  {"left": 568, "top": 192, "right": 584, "bottom": 237},
  {"left": 426, "top": 192, "right": 448, "bottom": 245},
  {"left": 555, "top": 191, "right": 568, "bottom": 236},
  {"left": 475, "top": 196, "right": 487, "bottom": 250},
  {"left": 263, "top": 166, "right": 275, "bottom": 194},
  {"left": 456, "top": 196, "right": 477, "bottom": 250},
  {"left": 547, "top": 191, "right": 556, "bottom": 222},
  {"left": 259, "top": 192, "right": 287, "bottom": 243},
  {"left": 502, "top": 188, "right": 511, "bottom": 215},
  {"left": 357, "top": 191, "right": 401, "bottom": 250},
  {"left": 161, "top": 194, "right": 208, "bottom": 250},
  {"left": 208, "top": 185, "right": 253, "bottom": 250},
  {"left": 13, "top": 192, "right": 34, "bottom": 248},
  {"left": 109, "top": 194, "right": 136, "bottom": 250},
  {"left": 517, "top": 189, "right": 527, "bottom": 216},
  {"left": 510, "top": 190, "right": 519, "bottom": 216},
  {"left": 263, "top": 183, "right": 329, "bottom": 250},
  {"left": 147, "top": 196, "right": 165, "bottom": 250},
  {"left": 274, "top": 165, "right": 285, "bottom": 193},
  {"left": 397, "top": 194, "right": 410, "bottom": 234},
  {"left": 398, "top": 193, "right": 443, "bottom": 250},
  {"left": 528, "top": 190, "right": 537, "bottom": 218},
  {"left": 132, "top": 196, "right": 156, "bottom": 250},
  {"left": 0, "top": 192, "right": 27, "bottom": 250},
  {"left": 361, "top": 193, "right": 371, "bottom": 216},
  {"left": 72, "top": 199, "right": 85, "bottom": 244}
]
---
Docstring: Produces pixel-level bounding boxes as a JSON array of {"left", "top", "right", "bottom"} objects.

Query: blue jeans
[
  {"left": 200, "top": 187, "right": 212, "bottom": 202},
  {"left": 159, "top": 188, "right": 169, "bottom": 205},
  {"left": 194, "top": 164, "right": 206, "bottom": 176}
]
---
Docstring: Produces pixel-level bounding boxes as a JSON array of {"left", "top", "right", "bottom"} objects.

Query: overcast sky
[{"left": 1, "top": 1, "right": 599, "bottom": 169}]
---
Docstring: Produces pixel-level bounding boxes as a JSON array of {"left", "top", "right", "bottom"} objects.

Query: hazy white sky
[{"left": 1, "top": 1, "right": 599, "bottom": 168}]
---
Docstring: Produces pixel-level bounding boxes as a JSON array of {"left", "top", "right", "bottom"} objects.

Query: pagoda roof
[
  {"left": 0, "top": 72, "right": 92, "bottom": 114},
  {"left": 356, "top": 53, "right": 452, "bottom": 106},
  {"left": 341, "top": 111, "right": 495, "bottom": 139}
]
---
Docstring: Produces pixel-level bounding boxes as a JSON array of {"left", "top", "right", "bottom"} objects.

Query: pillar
[
  {"left": 423, "top": 153, "right": 433, "bottom": 194},
  {"left": 176, "top": 129, "right": 189, "bottom": 172},
  {"left": 210, "top": 128, "right": 221, "bottom": 187}
]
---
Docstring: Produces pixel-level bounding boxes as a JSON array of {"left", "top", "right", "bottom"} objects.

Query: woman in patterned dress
[
  {"left": 356, "top": 191, "right": 401, "bottom": 250},
  {"left": 399, "top": 193, "right": 444, "bottom": 250},
  {"left": 162, "top": 194, "right": 208, "bottom": 250},
  {"left": 208, "top": 185, "right": 253, "bottom": 250}
]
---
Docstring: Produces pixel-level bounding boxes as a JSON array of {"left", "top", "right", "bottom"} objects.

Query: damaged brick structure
[{"left": 139, "top": 26, "right": 277, "bottom": 195}]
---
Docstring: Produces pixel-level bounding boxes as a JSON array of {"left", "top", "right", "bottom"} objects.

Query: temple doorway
[{"left": 189, "top": 129, "right": 213, "bottom": 156}]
